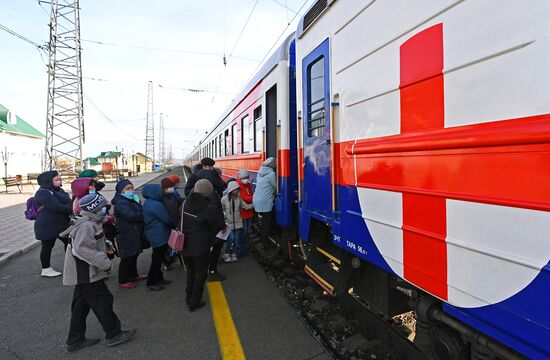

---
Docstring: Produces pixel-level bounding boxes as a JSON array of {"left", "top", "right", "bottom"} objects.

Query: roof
[
  {"left": 134, "top": 152, "right": 153, "bottom": 161},
  {"left": 0, "top": 104, "right": 45, "bottom": 139},
  {"left": 97, "top": 151, "right": 121, "bottom": 158},
  {"left": 84, "top": 157, "right": 100, "bottom": 165}
]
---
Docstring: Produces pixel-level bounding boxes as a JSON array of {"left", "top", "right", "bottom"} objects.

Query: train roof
[{"left": 199, "top": 32, "right": 296, "bottom": 146}]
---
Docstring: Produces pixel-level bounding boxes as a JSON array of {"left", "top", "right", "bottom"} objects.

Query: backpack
[{"left": 25, "top": 189, "right": 53, "bottom": 220}]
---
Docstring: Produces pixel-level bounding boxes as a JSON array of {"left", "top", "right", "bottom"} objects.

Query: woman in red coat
[{"left": 236, "top": 169, "right": 254, "bottom": 255}]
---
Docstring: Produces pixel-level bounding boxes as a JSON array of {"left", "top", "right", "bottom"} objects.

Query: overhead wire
[
  {"left": 84, "top": 94, "right": 143, "bottom": 141},
  {"left": 81, "top": 39, "right": 259, "bottom": 62},
  {"left": 227, "top": 0, "right": 260, "bottom": 63},
  {"left": 0, "top": 23, "right": 45, "bottom": 50},
  {"left": 241, "top": 0, "right": 311, "bottom": 89}
]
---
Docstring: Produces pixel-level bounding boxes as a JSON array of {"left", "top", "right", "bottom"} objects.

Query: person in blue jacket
[
  {"left": 142, "top": 183, "right": 176, "bottom": 291},
  {"left": 34, "top": 170, "right": 73, "bottom": 277},
  {"left": 252, "top": 157, "right": 277, "bottom": 251},
  {"left": 112, "top": 179, "right": 147, "bottom": 289}
]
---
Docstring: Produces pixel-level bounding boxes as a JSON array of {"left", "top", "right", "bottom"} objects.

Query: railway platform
[{"left": 0, "top": 168, "right": 330, "bottom": 360}]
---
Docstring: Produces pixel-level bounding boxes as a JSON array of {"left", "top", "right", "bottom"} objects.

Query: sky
[{"left": 0, "top": 0, "right": 313, "bottom": 161}]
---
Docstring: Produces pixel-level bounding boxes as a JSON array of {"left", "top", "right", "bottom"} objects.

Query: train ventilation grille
[{"left": 303, "top": 0, "right": 328, "bottom": 31}]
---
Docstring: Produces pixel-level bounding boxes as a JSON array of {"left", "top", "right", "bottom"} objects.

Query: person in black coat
[
  {"left": 112, "top": 179, "right": 147, "bottom": 289},
  {"left": 34, "top": 170, "right": 73, "bottom": 277},
  {"left": 160, "top": 177, "right": 183, "bottom": 223},
  {"left": 195, "top": 158, "right": 225, "bottom": 198},
  {"left": 184, "top": 163, "right": 203, "bottom": 197},
  {"left": 182, "top": 179, "right": 226, "bottom": 311}
]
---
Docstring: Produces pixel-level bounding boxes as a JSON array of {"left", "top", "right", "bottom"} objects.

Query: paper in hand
[{"left": 216, "top": 229, "right": 230, "bottom": 241}]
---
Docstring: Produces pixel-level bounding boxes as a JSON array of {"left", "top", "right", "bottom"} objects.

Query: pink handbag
[{"left": 168, "top": 202, "right": 185, "bottom": 252}]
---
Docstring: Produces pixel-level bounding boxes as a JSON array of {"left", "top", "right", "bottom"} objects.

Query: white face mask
[{"left": 241, "top": 179, "right": 250, "bottom": 185}]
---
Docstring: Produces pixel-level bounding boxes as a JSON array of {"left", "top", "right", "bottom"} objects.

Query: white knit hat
[{"left": 262, "top": 157, "right": 276, "bottom": 169}]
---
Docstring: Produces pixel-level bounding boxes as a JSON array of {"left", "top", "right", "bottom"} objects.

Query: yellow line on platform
[{"left": 207, "top": 281, "right": 246, "bottom": 360}]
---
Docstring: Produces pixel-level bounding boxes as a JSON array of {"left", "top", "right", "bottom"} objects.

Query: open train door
[{"left": 301, "top": 39, "right": 332, "bottom": 220}]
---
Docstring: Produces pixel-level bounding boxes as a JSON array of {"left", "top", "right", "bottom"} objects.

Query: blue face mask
[
  {"left": 100, "top": 207, "right": 107, "bottom": 216},
  {"left": 123, "top": 191, "right": 135, "bottom": 199},
  {"left": 89, "top": 190, "right": 96, "bottom": 195}
]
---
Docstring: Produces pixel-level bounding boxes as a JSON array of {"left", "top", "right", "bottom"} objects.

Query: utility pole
[
  {"left": 43, "top": 0, "right": 85, "bottom": 171},
  {"left": 158, "top": 113, "right": 165, "bottom": 167},
  {"left": 145, "top": 81, "right": 155, "bottom": 163}
]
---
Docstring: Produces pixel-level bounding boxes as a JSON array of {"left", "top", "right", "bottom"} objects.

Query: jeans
[
  {"left": 239, "top": 219, "right": 251, "bottom": 255},
  {"left": 67, "top": 279, "right": 121, "bottom": 345},
  {"left": 224, "top": 229, "right": 242, "bottom": 255}
]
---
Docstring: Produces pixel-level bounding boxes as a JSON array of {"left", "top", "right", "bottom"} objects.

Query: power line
[
  {"left": 84, "top": 94, "right": 143, "bottom": 141},
  {"left": 270, "top": 0, "right": 297, "bottom": 14},
  {"left": 0, "top": 23, "right": 45, "bottom": 50},
  {"left": 243, "top": 0, "right": 311, "bottom": 88},
  {"left": 227, "top": 0, "right": 260, "bottom": 63},
  {"left": 81, "top": 39, "right": 259, "bottom": 62}
]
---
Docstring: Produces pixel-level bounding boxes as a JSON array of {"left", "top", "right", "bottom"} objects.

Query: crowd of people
[{"left": 30, "top": 156, "right": 278, "bottom": 353}]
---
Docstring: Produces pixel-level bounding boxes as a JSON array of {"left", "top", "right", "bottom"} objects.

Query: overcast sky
[{"left": 0, "top": 0, "right": 312, "bottom": 160}]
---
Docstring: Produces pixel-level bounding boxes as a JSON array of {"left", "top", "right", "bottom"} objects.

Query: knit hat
[
  {"left": 115, "top": 179, "right": 132, "bottom": 193},
  {"left": 78, "top": 169, "right": 98, "bottom": 178},
  {"left": 227, "top": 181, "right": 240, "bottom": 194},
  {"left": 201, "top": 157, "right": 215, "bottom": 166},
  {"left": 161, "top": 177, "right": 175, "bottom": 190},
  {"left": 262, "top": 157, "right": 276, "bottom": 169},
  {"left": 79, "top": 194, "right": 107, "bottom": 213},
  {"left": 194, "top": 179, "right": 213, "bottom": 197},
  {"left": 237, "top": 169, "right": 249, "bottom": 179},
  {"left": 167, "top": 175, "right": 180, "bottom": 185}
]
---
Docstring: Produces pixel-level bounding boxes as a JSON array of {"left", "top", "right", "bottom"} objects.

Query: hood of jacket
[
  {"left": 258, "top": 165, "right": 274, "bottom": 177},
  {"left": 185, "top": 192, "right": 210, "bottom": 213},
  {"left": 71, "top": 177, "right": 91, "bottom": 198},
  {"left": 37, "top": 170, "right": 59, "bottom": 189},
  {"left": 142, "top": 183, "right": 163, "bottom": 201}
]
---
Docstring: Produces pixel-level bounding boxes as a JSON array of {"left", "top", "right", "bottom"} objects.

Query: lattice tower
[
  {"left": 158, "top": 113, "right": 165, "bottom": 166},
  {"left": 145, "top": 81, "right": 155, "bottom": 162},
  {"left": 43, "top": 0, "right": 85, "bottom": 171}
]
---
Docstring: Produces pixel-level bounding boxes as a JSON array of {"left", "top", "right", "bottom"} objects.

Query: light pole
[{"left": 2, "top": 146, "right": 9, "bottom": 194}]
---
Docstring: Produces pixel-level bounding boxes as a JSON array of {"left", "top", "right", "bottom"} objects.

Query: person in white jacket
[{"left": 221, "top": 181, "right": 253, "bottom": 262}]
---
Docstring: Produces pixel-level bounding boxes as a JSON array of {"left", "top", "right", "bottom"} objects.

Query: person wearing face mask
[
  {"left": 236, "top": 169, "right": 254, "bottom": 256},
  {"left": 221, "top": 181, "right": 254, "bottom": 262},
  {"left": 71, "top": 177, "right": 93, "bottom": 215},
  {"left": 34, "top": 170, "right": 73, "bottom": 277},
  {"left": 112, "top": 179, "right": 147, "bottom": 289},
  {"left": 77, "top": 169, "right": 107, "bottom": 193},
  {"left": 160, "top": 177, "right": 183, "bottom": 224},
  {"left": 167, "top": 175, "right": 182, "bottom": 199},
  {"left": 59, "top": 193, "right": 136, "bottom": 352}
]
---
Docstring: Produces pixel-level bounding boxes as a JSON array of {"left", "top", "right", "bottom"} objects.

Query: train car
[
  {"left": 295, "top": 0, "right": 550, "bottom": 359},
  {"left": 185, "top": 0, "right": 549, "bottom": 358},
  {"left": 190, "top": 33, "right": 298, "bottom": 229}
]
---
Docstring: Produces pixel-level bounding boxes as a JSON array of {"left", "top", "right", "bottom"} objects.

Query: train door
[
  {"left": 265, "top": 84, "right": 278, "bottom": 159},
  {"left": 302, "top": 39, "right": 332, "bottom": 220}
]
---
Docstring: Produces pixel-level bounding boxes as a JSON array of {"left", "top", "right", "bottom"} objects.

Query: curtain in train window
[
  {"left": 231, "top": 123, "right": 237, "bottom": 155},
  {"left": 254, "top": 106, "right": 262, "bottom": 152},
  {"left": 242, "top": 115, "right": 250, "bottom": 153}
]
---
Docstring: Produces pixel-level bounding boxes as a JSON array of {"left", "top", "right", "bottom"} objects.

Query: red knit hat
[
  {"left": 167, "top": 175, "right": 180, "bottom": 185},
  {"left": 160, "top": 177, "right": 175, "bottom": 190}
]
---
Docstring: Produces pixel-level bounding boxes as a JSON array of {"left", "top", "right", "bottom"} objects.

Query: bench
[{"left": 2, "top": 177, "right": 23, "bottom": 194}]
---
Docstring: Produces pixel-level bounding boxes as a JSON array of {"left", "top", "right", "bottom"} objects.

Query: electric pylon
[
  {"left": 145, "top": 81, "right": 155, "bottom": 162},
  {"left": 43, "top": 0, "right": 85, "bottom": 171},
  {"left": 158, "top": 113, "right": 165, "bottom": 166}
]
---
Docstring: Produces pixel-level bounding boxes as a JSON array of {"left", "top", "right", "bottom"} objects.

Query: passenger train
[{"left": 185, "top": 1, "right": 550, "bottom": 358}]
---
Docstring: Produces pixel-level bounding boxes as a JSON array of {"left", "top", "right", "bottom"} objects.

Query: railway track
[{"left": 248, "top": 232, "right": 425, "bottom": 360}]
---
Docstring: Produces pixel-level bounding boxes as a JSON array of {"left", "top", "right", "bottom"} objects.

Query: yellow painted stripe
[
  {"left": 207, "top": 282, "right": 246, "bottom": 360},
  {"left": 305, "top": 265, "right": 334, "bottom": 291},
  {"left": 316, "top": 246, "right": 341, "bottom": 265}
]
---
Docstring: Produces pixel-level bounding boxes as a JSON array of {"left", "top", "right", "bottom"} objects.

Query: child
[
  {"left": 221, "top": 181, "right": 254, "bottom": 262},
  {"left": 236, "top": 169, "right": 254, "bottom": 255},
  {"left": 60, "top": 193, "right": 136, "bottom": 353}
]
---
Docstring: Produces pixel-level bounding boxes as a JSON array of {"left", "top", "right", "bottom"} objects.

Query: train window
[
  {"left": 254, "top": 106, "right": 262, "bottom": 152},
  {"left": 224, "top": 129, "right": 229, "bottom": 156},
  {"left": 307, "top": 56, "right": 326, "bottom": 137},
  {"left": 242, "top": 115, "right": 250, "bottom": 153},
  {"left": 218, "top": 134, "right": 223, "bottom": 157},
  {"left": 231, "top": 123, "right": 237, "bottom": 155}
]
